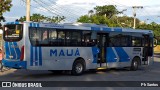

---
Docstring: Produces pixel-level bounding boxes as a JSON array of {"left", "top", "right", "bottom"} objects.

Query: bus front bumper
[{"left": 2, "top": 59, "right": 27, "bottom": 69}]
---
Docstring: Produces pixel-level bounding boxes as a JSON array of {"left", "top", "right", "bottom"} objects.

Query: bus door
[
  {"left": 142, "top": 35, "right": 152, "bottom": 65},
  {"left": 97, "top": 33, "right": 109, "bottom": 67}
]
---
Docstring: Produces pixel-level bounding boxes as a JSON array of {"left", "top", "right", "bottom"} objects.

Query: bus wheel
[
  {"left": 71, "top": 60, "right": 85, "bottom": 76},
  {"left": 130, "top": 58, "right": 139, "bottom": 71}
]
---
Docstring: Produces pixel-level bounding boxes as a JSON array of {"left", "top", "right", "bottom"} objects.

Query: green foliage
[
  {"left": 0, "top": 0, "right": 12, "bottom": 22},
  {"left": 94, "top": 5, "right": 118, "bottom": 18},
  {"left": 46, "top": 16, "right": 65, "bottom": 23},
  {"left": 19, "top": 13, "right": 65, "bottom": 23},
  {"left": 78, "top": 5, "right": 160, "bottom": 44},
  {"left": 135, "top": 22, "right": 160, "bottom": 45}
]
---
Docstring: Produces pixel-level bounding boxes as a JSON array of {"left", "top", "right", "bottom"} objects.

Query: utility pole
[
  {"left": 26, "top": 0, "right": 31, "bottom": 21},
  {"left": 132, "top": 6, "right": 143, "bottom": 29}
]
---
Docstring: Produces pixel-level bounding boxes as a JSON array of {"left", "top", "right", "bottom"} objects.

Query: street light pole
[
  {"left": 26, "top": 0, "right": 31, "bottom": 21},
  {"left": 132, "top": 6, "right": 143, "bottom": 29}
]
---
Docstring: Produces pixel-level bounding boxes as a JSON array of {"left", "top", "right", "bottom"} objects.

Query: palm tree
[{"left": 88, "top": 10, "right": 94, "bottom": 16}]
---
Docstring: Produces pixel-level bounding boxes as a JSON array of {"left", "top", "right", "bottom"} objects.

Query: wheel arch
[
  {"left": 132, "top": 56, "right": 141, "bottom": 65},
  {"left": 72, "top": 57, "right": 86, "bottom": 70}
]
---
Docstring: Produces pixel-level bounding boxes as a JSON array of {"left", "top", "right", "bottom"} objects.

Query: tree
[
  {"left": 19, "top": 13, "right": 65, "bottom": 23},
  {"left": 0, "top": 0, "right": 12, "bottom": 22},
  {"left": 88, "top": 10, "right": 94, "bottom": 16},
  {"left": 46, "top": 16, "right": 65, "bottom": 23},
  {"left": 77, "top": 5, "right": 142, "bottom": 27},
  {"left": 94, "top": 5, "right": 118, "bottom": 18},
  {"left": 19, "top": 14, "right": 47, "bottom": 22}
]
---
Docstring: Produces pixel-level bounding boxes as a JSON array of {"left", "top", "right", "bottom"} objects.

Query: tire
[
  {"left": 130, "top": 58, "right": 139, "bottom": 71},
  {"left": 71, "top": 60, "right": 85, "bottom": 76}
]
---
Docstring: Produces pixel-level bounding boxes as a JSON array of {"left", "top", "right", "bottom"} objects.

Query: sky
[{"left": 3, "top": 0, "right": 160, "bottom": 24}]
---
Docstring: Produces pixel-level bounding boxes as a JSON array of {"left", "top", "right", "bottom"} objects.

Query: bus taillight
[{"left": 20, "top": 46, "right": 24, "bottom": 61}]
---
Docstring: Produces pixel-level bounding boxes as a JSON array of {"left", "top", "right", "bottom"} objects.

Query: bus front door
[
  {"left": 97, "top": 33, "right": 109, "bottom": 67},
  {"left": 143, "top": 35, "right": 152, "bottom": 65}
]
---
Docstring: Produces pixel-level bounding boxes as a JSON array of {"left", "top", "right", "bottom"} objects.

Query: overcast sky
[{"left": 3, "top": 0, "right": 160, "bottom": 23}]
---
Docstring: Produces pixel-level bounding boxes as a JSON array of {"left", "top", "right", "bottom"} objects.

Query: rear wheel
[
  {"left": 71, "top": 59, "right": 85, "bottom": 76},
  {"left": 130, "top": 58, "right": 140, "bottom": 71}
]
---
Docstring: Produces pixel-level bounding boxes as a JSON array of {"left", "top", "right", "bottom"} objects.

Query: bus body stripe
[
  {"left": 13, "top": 42, "right": 21, "bottom": 59},
  {"left": 5, "top": 42, "right": 10, "bottom": 59},
  {"left": 30, "top": 46, "right": 33, "bottom": 66},
  {"left": 35, "top": 47, "right": 38, "bottom": 66},
  {"left": 30, "top": 23, "right": 32, "bottom": 27},
  {"left": 12, "top": 42, "right": 17, "bottom": 59},
  {"left": 107, "top": 47, "right": 117, "bottom": 62},
  {"left": 9, "top": 42, "right": 16, "bottom": 59},
  {"left": 39, "top": 47, "right": 42, "bottom": 66},
  {"left": 114, "top": 47, "right": 130, "bottom": 62},
  {"left": 92, "top": 47, "right": 98, "bottom": 63}
]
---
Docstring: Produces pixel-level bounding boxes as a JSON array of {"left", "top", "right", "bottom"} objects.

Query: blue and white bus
[{"left": 2, "top": 22, "right": 154, "bottom": 75}]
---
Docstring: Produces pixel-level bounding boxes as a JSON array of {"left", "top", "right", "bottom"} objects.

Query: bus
[{"left": 2, "top": 22, "right": 154, "bottom": 75}]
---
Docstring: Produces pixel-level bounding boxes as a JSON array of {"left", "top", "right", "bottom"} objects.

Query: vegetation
[
  {"left": 77, "top": 5, "right": 160, "bottom": 44},
  {"left": 0, "top": 0, "right": 12, "bottom": 29},
  {"left": 19, "top": 13, "right": 65, "bottom": 23}
]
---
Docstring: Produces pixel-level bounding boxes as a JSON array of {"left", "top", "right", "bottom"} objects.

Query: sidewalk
[{"left": 0, "top": 68, "right": 17, "bottom": 76}]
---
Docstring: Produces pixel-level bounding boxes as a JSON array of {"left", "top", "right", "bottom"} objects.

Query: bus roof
[{"left": 5, "top": 21, "right": 153, "bottom": 34}]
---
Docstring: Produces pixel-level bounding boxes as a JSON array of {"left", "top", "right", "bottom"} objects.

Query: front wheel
[
  {"left": 130, "top": 58, "right": 139, "bottom": 71},
  {"left": 71, "top": 60, "right": 85, "bottom": 76}
]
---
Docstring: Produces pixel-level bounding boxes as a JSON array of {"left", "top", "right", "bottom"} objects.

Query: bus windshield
[{"left": 3, "top": 24, "right": 23, "bottom": 42}]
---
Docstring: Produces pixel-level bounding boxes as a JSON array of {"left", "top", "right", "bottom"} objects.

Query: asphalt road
[{"left": 0, "top": 54, "right": 160, "bottom": 90}]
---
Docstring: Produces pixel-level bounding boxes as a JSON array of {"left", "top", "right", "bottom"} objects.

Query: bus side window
[
  {"left": 49, "top": 30, "right": 57, "bottom": 46},
  {"left": 57, "top": 31, "right": 65, "bottom": 46},
  {"left": 29, "top": 27, "right": 39, "bottom": 46},
  {"left": 132, "top": 37, "right": 142, "bottom": 47},
  {"left": 71, "top": 31, "right": 81, "bottom": 46},
  {"left": 82, "top": 31, "right": 93, "bottom": 46},
  {"left": 41, "top": 30, "right": 49, "bottom": 45}
]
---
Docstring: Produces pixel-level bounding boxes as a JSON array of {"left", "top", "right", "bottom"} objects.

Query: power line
[
  {"left": 35, "top": 0, "right": 76, "bottom": 22},
  {"left": 33, "top": 0, "right": 60, "bottom": 16},
  {"left": 42, "top": 0, "right": 78, "bottom": 20}
]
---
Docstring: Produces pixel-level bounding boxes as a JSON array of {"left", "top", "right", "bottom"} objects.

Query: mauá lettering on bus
[{"left": 50, "top": 48, "right": 80, "bottom": 56}]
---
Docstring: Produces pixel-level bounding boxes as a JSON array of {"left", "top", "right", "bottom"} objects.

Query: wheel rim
[
  {"left": 75, "top": 63, "right": 83, "bottom": 74},
  {"left": 133, "top": 61, "right": 138, "bottom": 69}
]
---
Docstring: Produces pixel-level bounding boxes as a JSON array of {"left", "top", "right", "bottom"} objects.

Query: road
[{"left": 0, "top": 54, "right": 160, "bottom": 90}]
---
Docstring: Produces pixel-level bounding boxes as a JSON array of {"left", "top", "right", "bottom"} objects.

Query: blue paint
[
  {"left": 103, "top": 28, "right": 112, "bottom": 31},
  {"left": 15, "top": 22, "right": 19, "bottom": 24},
  {"left": 2, "top": 59, "right": 27, "bottom": 69},
  {"left": 75, "top": 48, "right": 80, "bottom": 56},
  {"left": 92, "top": 47, "right": 99, "bottom": 63},
  {"left": 5, "top": 42, "right": 10, "bottom": 59},
  {"left": 37, "top": 23, "right": 40, "bottom": 27},
  {"left": 114, "top": 28, "right": 122, "bottom": 32},
  {"left": 50, "top": 49, "right": 57, "bottom": 56},
  {"left": 13, "top": 42, "right": 21, "bottom": 59},
  {"left": 11, "top": 22, "right": 14, "bottom": 24},
  {"left": 91, "top": 27, "right": 100, "bottom": 31},
  {"left": 30, "top": 46, "right": 33, "bottom": 66},
  {"left": 59, "top": 49, "right": 65, "bottom": 56},
  {"left": 39, "top": 47, "right": 42, "bottom": 66},
  {"left": 67, "top": 49, "right": 73, "bottom": 56},
  {"left": 35, "top": 47, "right": 38, "bottom": 66},
  {"left": 106, "top": 47, "right": 117, "bottom": 62},
  {"left": 50, "top": 48, "right": 80, "bottom": 56},
  {"left": 9, "top": 42, "right": 16, "bottom": 59},
  {"left": 33, "top": 23, "right": 36, "bottom": 27},
  {"left": 30, "top": 23, "right": 32, "bottom": 27},
  {"left": 114, "top": 47, "right": 130, "bottom": 62}
]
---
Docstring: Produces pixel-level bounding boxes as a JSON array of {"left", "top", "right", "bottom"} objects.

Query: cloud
[{"left": 3, "top": 0, "right": 160, "bottom": 23}]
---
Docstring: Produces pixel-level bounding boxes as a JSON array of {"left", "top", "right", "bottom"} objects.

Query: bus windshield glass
[{"left": 3, "top": 24, "right": 23, "bottom": 42}]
